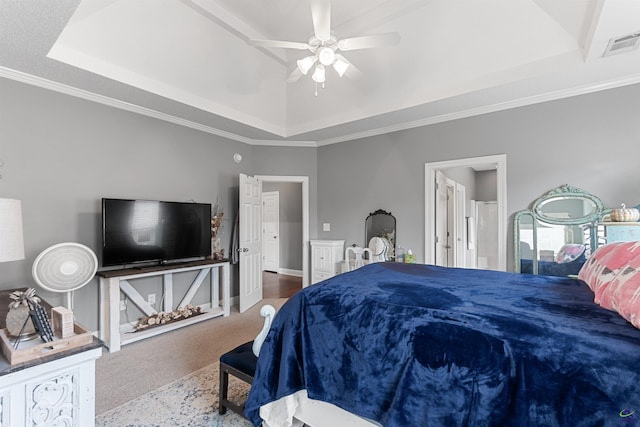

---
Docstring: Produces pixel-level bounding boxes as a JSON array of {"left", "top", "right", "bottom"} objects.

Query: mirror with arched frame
[
  {"left": 514, "top": 184, "right": 606, "bottom": 276},
  {"left": 365, "top": 209, "right": 396, "bottom": 261}
]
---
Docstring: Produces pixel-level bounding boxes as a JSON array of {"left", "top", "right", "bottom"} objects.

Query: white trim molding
[
  {"left": 278, "top": 268, "right": 303, "bottom": 277},
  {"left": 255, "top": 175, "right": 310, "bottom": 287}
]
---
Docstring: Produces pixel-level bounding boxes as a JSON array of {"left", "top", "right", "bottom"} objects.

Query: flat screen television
[{"left": 102, "top": 198, "right": 211, "bottom": 267}]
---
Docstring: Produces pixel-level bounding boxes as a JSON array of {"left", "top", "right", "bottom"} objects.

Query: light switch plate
[{"left": 323, "top": 223, "right": 330, "bottom": 231}]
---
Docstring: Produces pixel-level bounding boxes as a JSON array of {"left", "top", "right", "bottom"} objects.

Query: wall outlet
[
  {"left": 148, "top": 293, "right": 156, "bottom": 306},
  {"left": 120, "top": 300, "right": 126, "bottom": 311},
  {"left": 323, "top": 223, "right": 330, "bottom": 231}
]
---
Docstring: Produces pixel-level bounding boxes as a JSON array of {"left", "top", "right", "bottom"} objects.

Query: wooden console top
[{"left": 96, "top": 258, "right": 230, "bottom": 278}]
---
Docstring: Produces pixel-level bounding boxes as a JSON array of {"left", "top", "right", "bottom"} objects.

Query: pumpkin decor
[{"left": 610, "top": 203, "right": 640, "bottom": 222}]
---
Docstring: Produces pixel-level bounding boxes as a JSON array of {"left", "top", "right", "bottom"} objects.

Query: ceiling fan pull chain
[{"left": 315, "top": 82, "right": 318, "bottom": 97}]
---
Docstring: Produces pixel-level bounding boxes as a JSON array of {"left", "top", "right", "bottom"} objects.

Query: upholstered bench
[
  {"left": 218, "top": 305, "right": 276, "bottom": 418},
  {"left": 219, "top": 340, "right": 258, "bottom": 417}
]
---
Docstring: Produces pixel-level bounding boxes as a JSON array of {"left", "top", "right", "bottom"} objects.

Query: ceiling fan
[{"left": 249, "top": 0, "right": 401, "bottom": 94}]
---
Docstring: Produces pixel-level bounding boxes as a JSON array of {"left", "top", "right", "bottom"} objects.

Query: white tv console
[{"left": 97, "top": 259, "right": 230, "bottom": 352}]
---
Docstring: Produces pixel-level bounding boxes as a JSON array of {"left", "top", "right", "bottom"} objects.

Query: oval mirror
[
  {"left": 533, "top": 185, "right": 603, "bottom": 225},
  {"left": 514, "top": 184, "right": 606, "bottom": 276}
]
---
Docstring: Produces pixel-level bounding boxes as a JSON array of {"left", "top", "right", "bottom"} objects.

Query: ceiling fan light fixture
[
  {"left": 333, "top": 56, "right": 350, "bottom": 77},
  {"left": 297, "top": 56, "right": 317, "bottom": 75},
  {"left": 312, "top": 64, "right": 326, "bottom": 83},
  {"left": 318, "top": 46, "right": 336, "bottom": 66}
]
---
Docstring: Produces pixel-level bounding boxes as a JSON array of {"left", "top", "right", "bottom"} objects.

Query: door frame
[
  {"left": 425, "top": 154, "right": 507, "bottom": 271},
  {"left": 255, "top": 175, "right": 310, "bottom": 287}
]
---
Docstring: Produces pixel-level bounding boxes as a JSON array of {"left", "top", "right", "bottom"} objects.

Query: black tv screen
[{"left": 102, "top": 198, "right": 211, "bottom": 267}]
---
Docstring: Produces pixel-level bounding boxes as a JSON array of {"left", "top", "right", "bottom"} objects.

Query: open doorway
[
  {"left": 256, "top": 176, "right": 309, "bottom": 292},
  {"left": 425, "top": 155, "right": 507, "bottom": 271}
]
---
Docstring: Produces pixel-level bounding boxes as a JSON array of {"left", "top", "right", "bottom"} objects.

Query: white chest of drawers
[{"left": 310, "top": 240, "right": 345, "bottom": 284}]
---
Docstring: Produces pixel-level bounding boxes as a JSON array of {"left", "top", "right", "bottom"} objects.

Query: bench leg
[{"left": 219, "top": 363, "right": 229, "bottom": 415}]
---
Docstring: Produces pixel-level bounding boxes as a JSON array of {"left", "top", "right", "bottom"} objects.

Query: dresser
[
  {"left": 0, "top": 290, "right": 102, "bottom": 426},
  {"left": 603, "top": 222, "right": 640, "bottom": 243},
  {"left": 310, "top": 240, "right": 345, "bottom": 284},
  {"left": 0, "top": 343, "right": 102, "bottom": 427}
]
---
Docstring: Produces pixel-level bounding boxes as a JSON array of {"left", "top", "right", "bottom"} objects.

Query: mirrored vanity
[
  {"left": 365, "top": 209, "right": 396, "bottom": 261},
  {"left": 514, "top": 184, "right": 606, "bottom": 277}
]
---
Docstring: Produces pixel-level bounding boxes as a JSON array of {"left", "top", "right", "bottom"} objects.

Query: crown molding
[
  {"left": 315, "top": 73, "right": 640, "bottom": 146},
  {"left": 248, "top": 139, "right": 317, "bottom": 147},
  {"left": 0, "top": 66, "right": 260, "bottom": 145},
  {"left": 3, "top": 66, "right": 640, "bottom": 149}
]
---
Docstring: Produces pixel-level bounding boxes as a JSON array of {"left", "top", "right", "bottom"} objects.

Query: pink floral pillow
[
  {"left": 555, "top": 244, "right": 585, "bottom": 264},
  {"left": 578, "top": 241, "right": 640, "bottom": 328}
]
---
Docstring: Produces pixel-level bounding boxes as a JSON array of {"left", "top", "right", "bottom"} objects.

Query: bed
[{"left": 245, "top": 248, "right": 640, "bottom": 427}]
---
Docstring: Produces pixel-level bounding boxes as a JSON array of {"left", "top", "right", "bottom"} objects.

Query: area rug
[{"left": 96, "top": 363, "right": 252, "bottom": 427}]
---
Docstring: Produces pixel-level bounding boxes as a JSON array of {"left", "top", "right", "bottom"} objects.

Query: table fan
[{"left": 32, "top": 242, "right": 98, "bottom": 310}]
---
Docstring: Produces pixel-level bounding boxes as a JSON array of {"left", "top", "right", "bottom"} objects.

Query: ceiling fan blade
[
  {"left": 287, "top": 68, "right": 304, "bottom": 83},
  {"left": 342, "top": 60, "right": 362, "bottom": 80},
  {"left": 337, "top": 32, "right": 401, "bottom": 51},
  {"left": 311, "top": 0, "right": 331, "bottom": 42},
  {"left": 249, "top": 39, "right": 310, "bottom": 50}
]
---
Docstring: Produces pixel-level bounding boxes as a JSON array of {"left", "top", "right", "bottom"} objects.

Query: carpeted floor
[
  {"left": 95, "top": 297, "right": 288, "bottom": 423},
  {"left": 96, "top": 362, "right": 252, "bottom": 427}
]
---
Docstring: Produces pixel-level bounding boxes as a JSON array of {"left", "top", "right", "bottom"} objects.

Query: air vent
[{"left": 603, "top": 32, "right": 640, "bottom": 57}]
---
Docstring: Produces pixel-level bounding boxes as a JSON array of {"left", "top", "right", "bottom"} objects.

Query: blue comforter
[{"left": 246, "top": 263, "right": 640, "bottom": 426}]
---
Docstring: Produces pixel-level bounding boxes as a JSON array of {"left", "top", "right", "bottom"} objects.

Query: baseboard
[{"left": 278, "top": 268, "right": 303, "bottom": 277}]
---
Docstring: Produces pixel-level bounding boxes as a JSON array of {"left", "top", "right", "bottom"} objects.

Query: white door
[
  {"left": 476, "top": 201, "right": 499, "bottom": 270},
  {"left": 262, "top": 191, "right": 280, "bottom": 273},
  {"left": 434, "top": 171, "right": 448, "bottom": 266},
  {"left": 239, "top": 173, "right": 262, "bottom": 313},
  {"left": 446, "top": 181, "right": 455, "bottom": 267},
  {"left": 454, "top": 183, "right": 466, "bottom": 268}
]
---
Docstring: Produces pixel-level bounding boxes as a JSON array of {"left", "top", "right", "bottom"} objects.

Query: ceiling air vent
[{"left": 603, "top": 32, "right": 640, "bottom": 57}]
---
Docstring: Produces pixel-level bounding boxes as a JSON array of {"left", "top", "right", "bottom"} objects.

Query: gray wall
[
  {"left": 443, "top": 166, "right": 476, "bottom": 201},
  {"left": 252, "top": 145, "right": 318, "bottom": 241},
  {"left": 3, "top": 74, "right": 640, "bottom": 330},
  {"left": 262, "top": 182, "right": 303, "bottom": 271},
  {"left": 317, "top": 83, "right": 640, "bottom": 268},
  {"left": 0, "top": 77, "right": 316, "bottom": 330},
  {"left": 476, "top": 170, "right": 497, "bottom": 201}
]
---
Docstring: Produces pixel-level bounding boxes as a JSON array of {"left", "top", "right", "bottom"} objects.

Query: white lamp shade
[
  {"left": 312, "top": 64, "right": 326, "bottom": 83},
  {"left": 0, "top": 198, "right": 25, "bottom": 262},
  {"left": 333, "top": 55, "right": 350, "bottom": 77},
  {"left": 297, "top": 56, "right": 317, "bottom": 75}
]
